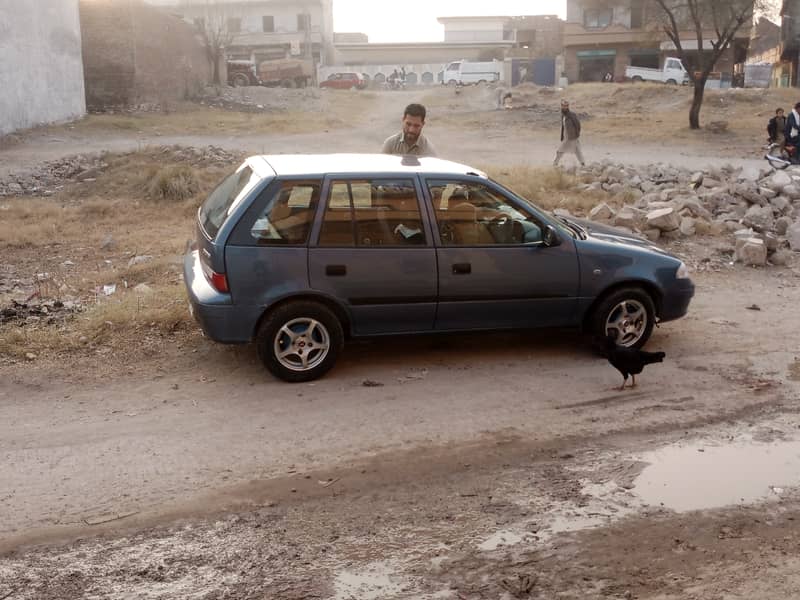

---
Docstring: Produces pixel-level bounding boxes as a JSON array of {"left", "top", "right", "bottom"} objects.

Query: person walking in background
[
  {"left": 768, "top": 107, "right": 787, "bottom": 148},
  {"left": 553, "top": 99, "right": 585, "bottom": 167},
  {"left": 382, "top": 103, "right": 437, "bottom": 157}
]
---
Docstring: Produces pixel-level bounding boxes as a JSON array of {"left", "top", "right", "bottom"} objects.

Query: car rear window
[{"left": 199, "top": 165, "right": 261, "bottom": 240}]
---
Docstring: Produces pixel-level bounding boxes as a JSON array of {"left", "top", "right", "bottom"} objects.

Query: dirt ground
[{"left": 2, "top": 84, "right": 800, "bottom": 600}]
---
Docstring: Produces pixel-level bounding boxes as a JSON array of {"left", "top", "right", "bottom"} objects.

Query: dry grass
[
  {"left": 146, "top": 164, "right": 200, "bottom": 202},
  {"left": 0, "top": 284, "right": 190, "bottom": 359},
  {"left": 0, "top": 146, "right": 227, "bottom": 360},
  {"left": 484, "top": 165, "right": 620, "bottom": 215},
  {"left": 63, "top": 98, "right": 374, "bottom": 136}
]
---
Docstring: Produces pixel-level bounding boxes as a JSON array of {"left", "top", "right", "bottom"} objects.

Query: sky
[{"left": 333, "top": 0, "right": 567, "bottom": 43}]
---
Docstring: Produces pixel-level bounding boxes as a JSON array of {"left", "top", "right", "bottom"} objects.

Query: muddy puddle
[
  {"left": 333, "top": 561, "right": 408, "bottom": 600},
  {"left": 634, "top": 438, "right": 800, "bottom": 512}
]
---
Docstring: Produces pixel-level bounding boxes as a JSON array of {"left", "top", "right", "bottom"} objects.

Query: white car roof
[{"left": 249, "top": 154, "right": 487, "bottom": 179}]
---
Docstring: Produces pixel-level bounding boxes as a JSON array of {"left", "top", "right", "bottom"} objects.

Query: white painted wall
[{"left": 0, "top": 0, "right": 86, "bottom": 135}]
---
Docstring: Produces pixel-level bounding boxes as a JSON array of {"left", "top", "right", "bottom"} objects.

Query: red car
[{"left": 320, "top": 72, "right": 366, "bottom": 90}]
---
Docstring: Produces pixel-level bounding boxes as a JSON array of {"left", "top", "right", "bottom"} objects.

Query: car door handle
[
  {"left": 325, "top": 264, "right": 347, "bottom": 276},
  {"left": 452, "top": 263, "right": 471, "bottom": 275}
]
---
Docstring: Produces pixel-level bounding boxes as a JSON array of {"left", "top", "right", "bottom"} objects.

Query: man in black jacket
[{"left": 553, "top": 99, "right": 585, "bottom": 167}]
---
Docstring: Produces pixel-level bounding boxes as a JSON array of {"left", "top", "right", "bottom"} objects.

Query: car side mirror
[{"left": 543, "top": 224, "right": 560, "bottom": 247}]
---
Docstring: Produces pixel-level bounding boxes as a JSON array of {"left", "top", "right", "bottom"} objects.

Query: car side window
[
  {"left": 249, "top": 181, "right": 320, "bottom": 245},
  {"left": 427, "top": 180, "right": 543, "bottom": 246},
  {"left": 318, "top": 179, "right": 426, "bottom": 247}
]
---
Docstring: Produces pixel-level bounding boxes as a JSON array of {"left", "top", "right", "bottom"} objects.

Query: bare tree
[
  {"left": 195, "top": 2, "right": 235, "bottom": 86},
  {"left": 651, "top": 0, "right": 762, "bottom": 129}
]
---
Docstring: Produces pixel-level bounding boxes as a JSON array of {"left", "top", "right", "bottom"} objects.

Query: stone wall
[
  {"left": 0, "top": 0, "right": 86, "bottom": 135},
  {"left": 80, "top": 0, "right": 211, "bottom": 110}
]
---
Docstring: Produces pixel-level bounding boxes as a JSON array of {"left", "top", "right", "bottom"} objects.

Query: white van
[{"left": 442, "top": 60, "right": 501, "bottom": 85}]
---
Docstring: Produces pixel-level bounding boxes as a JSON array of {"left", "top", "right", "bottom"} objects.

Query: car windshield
[{"left": 199, "top": 164, "right": 261, "bottom": 240}]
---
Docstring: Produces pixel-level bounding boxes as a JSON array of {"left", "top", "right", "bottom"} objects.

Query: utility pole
[{"left": 303, "top": 9, "right": 317, "bottom": 86}]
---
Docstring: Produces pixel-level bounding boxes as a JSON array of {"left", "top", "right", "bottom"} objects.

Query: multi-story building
[
  {"left": 746, "top": 17, "right": 783, "bottom": 87},
  {"left": 563, "top": 0, "right": 749, "bottom": 84},
  {"left": 147, "top": 0, "right": 334, "bottom": 66},
  {"left": 781, "top": 0, "right": 800, "bottom": 85}
]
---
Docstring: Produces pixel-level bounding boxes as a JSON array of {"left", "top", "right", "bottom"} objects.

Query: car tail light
[
  {"left": 200, "top": 260, "right": 229, "bottom": 293},
  {"left": 209, "top": 271, "right": 229, "bottom": 293}
]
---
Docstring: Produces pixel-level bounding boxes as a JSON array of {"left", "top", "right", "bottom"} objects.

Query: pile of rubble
[
  {"left": 0, "top": 146, "right": 242, "bottom": 197},
  {"left": 0, "top": 299, "right": 82, "bottom": 326},
  {"left": 199, "top": 85, "right": 324, "bottom": 113},
  {"left": 0, "top": 154, "right": 109, "bottom": 197},
  {"left": 572, "top": 161, "right": 800, "bottom": 267}
]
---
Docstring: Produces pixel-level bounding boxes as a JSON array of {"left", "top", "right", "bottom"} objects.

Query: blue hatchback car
[{"left": 184, "top": 154, "right": 694, "bottom": 382}]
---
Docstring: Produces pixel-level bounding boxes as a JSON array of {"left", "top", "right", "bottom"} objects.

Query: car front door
[
  {"left": 308, "top": 176, "right": 437, "bottom": 335},
  {"left": 424, "top": 178, "right": 581, "bottom": 331}
]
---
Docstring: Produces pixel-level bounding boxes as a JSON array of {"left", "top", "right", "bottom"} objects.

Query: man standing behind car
[
  {"left": 382, "top": 103, "right": 437, "bottom": 157},
  {"left": 785, "top": 102, "right": 800, "bottom": 151},
  {"left": 553, "top": 99, "right": 585, "bottom": 167}
]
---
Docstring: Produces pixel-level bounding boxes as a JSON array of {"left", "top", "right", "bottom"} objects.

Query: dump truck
[
  {"left": 258, "top": 58, "right": 313, "bottom": 88},
  {"left": 227, "top": 60, "right": 260, "bottom": 87}
]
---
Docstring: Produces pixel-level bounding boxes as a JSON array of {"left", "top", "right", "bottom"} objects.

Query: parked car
[
  {"left": 320, "top": 72, "right": 366, "bottom": 90},
  {"left": 625, "top": 57, "right": 689, "bottom": 85},
  {"left": 184, "top": 154, "right": 694, "bottom": 382}
]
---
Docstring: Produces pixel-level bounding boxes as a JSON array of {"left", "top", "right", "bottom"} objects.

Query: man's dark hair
[
  {"left": 794, "top": 102, "right": 800, "bottom": 110},
  {"left": 777, "top": 108, "right": 785, "bottom": 113},
  {"left": 404, "top": 103, "right": 426, "bottom": 121}
]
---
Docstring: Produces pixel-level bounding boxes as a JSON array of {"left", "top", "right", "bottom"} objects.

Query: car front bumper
[{"left": 659, "top": 278, "right": 695, "bottom": 322}]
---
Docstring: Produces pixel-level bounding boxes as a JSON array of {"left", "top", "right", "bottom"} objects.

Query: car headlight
[{"left": 676, "top": 262, "right": 690, "bottom": 279}]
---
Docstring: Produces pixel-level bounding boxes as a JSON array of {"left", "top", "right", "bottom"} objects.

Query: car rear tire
[
  {"left": 256, "top": 301, "right": 344, "bottom": 383},
  {"left": 590, "top": 287, "right": 655, "bottom": 349},
  {"left": 665, "top": 79, "right": 677, "bottom": 85},
  {"left": 632, "top": 76, "right": 643, "bottom": 83}
]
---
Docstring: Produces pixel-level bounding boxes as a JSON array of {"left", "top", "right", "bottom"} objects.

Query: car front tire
[
  {"left": 256, "top": 301, "right": 344, "bottom": 383},
  {"left": 590, "top": 287, "right": 656, "bottom": 349}
]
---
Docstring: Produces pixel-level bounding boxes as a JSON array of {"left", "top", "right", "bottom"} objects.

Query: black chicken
[{"left": 604, "top": 335, "right": 665, "bottom": 390}]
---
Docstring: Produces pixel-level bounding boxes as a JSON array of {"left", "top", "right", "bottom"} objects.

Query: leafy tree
[{"left": 651, "top": 0, "right": 763, "bottom": 129}]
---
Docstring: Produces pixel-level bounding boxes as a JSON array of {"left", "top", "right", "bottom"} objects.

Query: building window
[
  {"left": 297, "top": 14, "right": 309, "bottom": 31},
  {"left": 630, "top": 0, "right": 644, "bottom": 29},
  {"left": 263, "top": 16, "right": 274, "bottom": 32},
  {"left": 584, "top": 8, "right": 613, "bottom": 28},
  {"left": 227, "top": 17, "right": 242, "bottom": 33}
]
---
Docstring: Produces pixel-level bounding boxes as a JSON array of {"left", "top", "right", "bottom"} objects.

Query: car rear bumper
[
  {"left": 659, "top": 279, "right": 695, "bottom": 322},
  {"left": 183, "top": 251, "right": 254, "bottom": 344}
]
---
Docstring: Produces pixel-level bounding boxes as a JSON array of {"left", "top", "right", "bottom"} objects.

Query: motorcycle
[
  {"left": 765, "top": 141, "right": 798, "bottom": 170},
  {"left": 385, "top": 76, "right": 406, "bottom": 91}
]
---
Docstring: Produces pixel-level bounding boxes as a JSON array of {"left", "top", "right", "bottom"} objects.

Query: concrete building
[
  {"left": 330, "top": 14, "right": 563, "bottom": 87},
  {"left": 0, "top": 0, "right": 86, "bottom": 136},
  {"left": 147, "top": 0, "right": 334, "bottom": 66},
  {"left": 81, "top": 0, "right": 211, "bottom": 110},
  {"left": 563, "top": 0, "right": 749, "bottom": 85},
  {"left": 746, "top": 17, "right": 784, "bottom": 87},
  {"left": 781, "top": 0, "right": 800, "bottom": 86}
]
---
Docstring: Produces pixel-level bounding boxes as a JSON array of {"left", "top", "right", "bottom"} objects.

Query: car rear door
[
  {"left": 423, "top": 177, "right": 581, "bottom": 331},
  {"left": 308, "top": 175, "right": 438, "bottom": 335}
]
